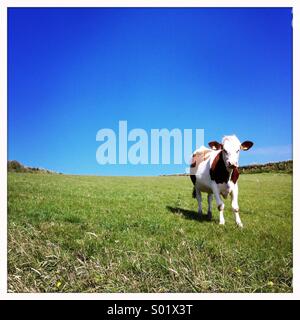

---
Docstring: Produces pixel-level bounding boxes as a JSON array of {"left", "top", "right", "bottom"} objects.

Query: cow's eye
[
  {"left": 224, "top": 150, "right": 228, "bottom": 154},
  {"left": 236, "top": 150, "right": 239, "bottom": 154}
]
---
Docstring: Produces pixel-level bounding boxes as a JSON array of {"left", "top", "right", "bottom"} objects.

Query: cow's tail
[
  {"left": 190, "top": 154, "right": 197, "bottom": 199},
  {"left": 190, "top": 174, "right": 196, "bottom": 198},
  {"left": 192, "top": 186, "right": 196, "bottom": 198}
]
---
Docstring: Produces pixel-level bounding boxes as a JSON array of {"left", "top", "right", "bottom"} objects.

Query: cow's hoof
[
  {"left": 219, "top": 220, "right": 225, "bottom": 225},
  {"left": 198, "top": 210, "right": 203, "bottom": 217},
  {"left": 237, "top": 222, "right": 243, "bottom": 228}
]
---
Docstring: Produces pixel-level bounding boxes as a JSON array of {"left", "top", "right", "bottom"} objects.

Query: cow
[{"left": 190, "top": 135, "right": 253, "bottom": 227}]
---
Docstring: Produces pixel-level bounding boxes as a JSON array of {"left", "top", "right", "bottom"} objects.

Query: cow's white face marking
[
  {"left": 208, "top": 135, "right": 254, "bottom": 170},
  {"left": 222, "top": 136, "right": 241, "bottom": 169}
]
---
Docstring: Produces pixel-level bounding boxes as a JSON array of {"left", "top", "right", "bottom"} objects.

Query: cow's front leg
[
  {"left": 195, "top": 187, "right": 203, "bottom": 217},
  {"left": 211, "top": 182, "right": 225, "bottom": 225},
  {"left": 207, "top": 193, "right": 213, "bottom": 221},
  {"left": 231, "top": 183, "right": 243, "bottom": 228}
]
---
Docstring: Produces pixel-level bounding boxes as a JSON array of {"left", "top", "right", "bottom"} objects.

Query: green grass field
[{"left": 8, "top": 172, "right": 292, "bottom": 293}]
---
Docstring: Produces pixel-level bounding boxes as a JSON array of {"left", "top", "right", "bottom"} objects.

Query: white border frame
[{"left": 1, "top": 0, "right": 298, "bottom": 300}]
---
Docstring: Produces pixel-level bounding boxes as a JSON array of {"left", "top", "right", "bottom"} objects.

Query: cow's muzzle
[{"left": 227, "top": 162, "right": 237, "bottom": 170}]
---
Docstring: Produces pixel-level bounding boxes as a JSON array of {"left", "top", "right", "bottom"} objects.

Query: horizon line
[{"left": 7, "top": 158, "right": 293, "bottom": 177}]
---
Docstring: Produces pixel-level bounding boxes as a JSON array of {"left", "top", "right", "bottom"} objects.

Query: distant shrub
[
  {"left": 8, "top": 160, "right": 58, "bottom": 174},
  {"left": 239, "top": 160, "right": 292, "bottom": 174},
  {"left": 7, "top": 160, "right": 26, "bottom": 172},
  {"left": 160, "top": 160, "right": 293, "bottom": 176}
]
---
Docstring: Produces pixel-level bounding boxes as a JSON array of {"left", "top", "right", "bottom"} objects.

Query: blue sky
[{"left": 8, "top": 8, "right": 292, "bottom": 175}]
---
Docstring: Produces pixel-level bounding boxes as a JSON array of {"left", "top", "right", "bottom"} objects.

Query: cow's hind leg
[
  {"left": 195, "top": 187, "right": 203, "bottom": 217},
  {"left": 207, "top": 193, "right": 213, "bottom": 221}
]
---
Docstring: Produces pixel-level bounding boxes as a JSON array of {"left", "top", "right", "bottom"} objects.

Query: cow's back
[{"left": 190, "top": 147, "right": 214, "bottom": 190}]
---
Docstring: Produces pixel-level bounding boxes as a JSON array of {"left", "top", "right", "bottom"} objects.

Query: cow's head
[{"left": 209, "top": 135, "right": 253, "bottom": 170}]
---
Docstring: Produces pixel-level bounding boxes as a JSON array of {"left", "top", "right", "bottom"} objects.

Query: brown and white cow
[{"left": 190, "top": 135, "right": 253, "bottom": 227}]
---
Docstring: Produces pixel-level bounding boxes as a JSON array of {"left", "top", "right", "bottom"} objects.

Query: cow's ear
[
  {"left": 240, "top": 141, "right": 253, "bottom": 151},
  {"left": 208, "top": 141, "right": 223, "bottom": 150}
]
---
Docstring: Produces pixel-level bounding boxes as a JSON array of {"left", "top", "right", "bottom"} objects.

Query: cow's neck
[{"left": 210, "top": 151, "right": 239, "bottom": 184}]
